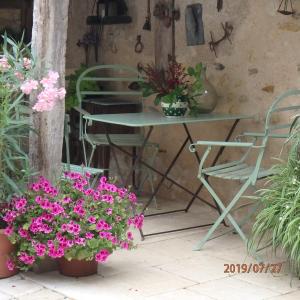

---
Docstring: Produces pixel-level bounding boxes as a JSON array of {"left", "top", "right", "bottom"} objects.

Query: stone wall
[{"left": 66, "top": 0, "right": 300, "bottom": 202}]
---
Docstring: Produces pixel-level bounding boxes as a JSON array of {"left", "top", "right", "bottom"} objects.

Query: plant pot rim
[{"left": 161, "top": 101, "right": 188, "bottom": 108}]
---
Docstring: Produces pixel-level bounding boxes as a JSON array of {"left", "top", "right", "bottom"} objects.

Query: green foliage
[
  {"left": 248, "top": 139, "right": 300, "bottom": 276},
  {"left": 187, "top": 63, "right": 205, "bottom": 116},
  {"left": 0, "top": 34, "right": 33, "bottom": 203},
  {"left": 65, "top": 65, "right": 100, "bottom": 111}
]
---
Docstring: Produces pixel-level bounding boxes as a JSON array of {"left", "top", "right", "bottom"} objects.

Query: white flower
[
  {"left": 292, "top": 177, "right": 297, "bottom": 185},
  {"left": 286, "top": 205, "right": 290, "bottom": 209},
  {"left": 279, "top": 217, "right": 283, "bottom": 221}
]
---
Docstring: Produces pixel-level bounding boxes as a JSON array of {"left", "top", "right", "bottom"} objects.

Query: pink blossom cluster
[
  {"left": 0, "top": 56, "right": 10, "bottom": 71},
  {"left": 95, "top": 249, "right": 110, "bottom": 263},
  {"left": 4, "top": 173, "right": 142, "bottom": 271},
  {"left": 20, "top": 70, "right": 66, "bottom": 112},
  {"left": 18, "top": 252, "right": 35, "bottom": 265}
]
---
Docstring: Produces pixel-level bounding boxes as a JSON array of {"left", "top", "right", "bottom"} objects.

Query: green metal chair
[
  {"left": 62, "top": 114, "right": 104, "bottom": 185},
  {"left": 75, "top": 64, "right": 159, "bottom": 188},
  {"left": 189, "top": 89, "right": 300, "bottom": 250}
]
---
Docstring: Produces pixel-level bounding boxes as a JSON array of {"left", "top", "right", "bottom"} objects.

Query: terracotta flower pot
[
  {"left": 58, "top": 258, "right": 97, "bottom": 277},
  {"left": 0, "top": 229, "right": 18, "bottom": 278}
]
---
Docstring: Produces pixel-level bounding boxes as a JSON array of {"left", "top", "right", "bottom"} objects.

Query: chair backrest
[
  {"left": 76, "top": 64, "right": 143, "bottom": 107},
  {"left": 251, "top": 89, "right": 300, "bottom": 184}
]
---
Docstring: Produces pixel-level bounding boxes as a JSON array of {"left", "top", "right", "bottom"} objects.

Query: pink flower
[
  {"left": 106, "top": 208, "right": 113, "bottom": 215},
  {"left": 127, "top": 231, "right": 134, "bottom": 240},
  {"left": 15, "top": 197, "right": 27, "bottom": 210},
  {"left": 128, "top": 193, "right": 137, "bottom": 204},
  {"left": 20, "top": 80, "right": 39, "bottom": 95},
  {"left": 4, "top": 226, "right": 13, "bottom": 237},
  {"left": 14, "top": 71, "right": 24, "bottom": 80},
  {"left": 18, "top": 252, "right": 35, "bottom": 265},
  {"left": 101, "top": 194, "right": 114, "bottom": 204},
  {"left": 40, "top": 71, "right": 59, "bottom": 88},
  {"left": 34, "top": 243, "right": 46, "bottom": 257},
  {"left": 18, "top": 228, "right": 29, "bottom": 239},
  {"left": 3, "top": 211, "right": 17, "bottom": 223},
  {"left": 95, "top": 249, "right": 110, "bottom": 263},
  {"left": 23, "top": 57, "right": 32, "bottom": 70},
  {"left": 6, "top": 259, "right": 15, "bottom": 271},
  {"left": 0, "top": 56, "right": 10, "bottom": 71},
  {"left": 85, "top": 232, "right": 94, "bottom": 239},
  {"left": 75, "top": 237, "right": 86, "bottom": 246},
  {"left": 50, "top": 202, "right": 64, "bottom": 216},
  {"left": 62, "top": 197, "right": 72, "bottom": 204},
  {"left": 73, "top": 204, "right": 85, "bottom": 217},
  {"left": 88, "top": 216, "right": 96, "bottom": 224},
  {"left": 115, "top": 215, "right": 122, "bottom": 222},
  {"left": 120, "top": 241, "right": 129, "bottom": 250}
]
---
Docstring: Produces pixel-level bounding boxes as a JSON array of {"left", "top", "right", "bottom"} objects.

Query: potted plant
[
  {"left": 140, "top": 60, "right": 190, "bottom": 117},
  {"left": 248, "top": 126, "right": 300, "bottom": 276},
  {"left": 4, "top": 172, "right": 143, "bottom": 277},
  {"left": 65, "top": 64, "right": 100, "bottom": 111}
]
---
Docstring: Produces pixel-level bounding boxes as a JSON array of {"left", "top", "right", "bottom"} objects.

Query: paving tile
[
  {"left": 0, "top": 291, "right": 12, "bottom": 300},
  {"left": 146, "top": 289, "right": 216, "bottom": 300},
  {"left": 24, "top": 271, "right": 146, "bottom": 300},
  {"left": 104, "top": 267, "right": 197, "bottom": 297},
  {"left": 157, "top": 255, "right": 232, "bottom": 283},
  {"left": 236, "top": 271, "right": 300, "bottom": 294},
  {"left": 98, "top": 247, "right": 177, "bottom": 277},
  {"left": 265, "top": 290, "right": 300, "bottom": 299},
  {"left": 0, "top": 275, "right": 42, "bottom": 297},
  {"left": 188, "top": 277, "right": 280, "bottom": 300},
  {"left": 16, "top": 288, "right": 66, "bottom": 300}
]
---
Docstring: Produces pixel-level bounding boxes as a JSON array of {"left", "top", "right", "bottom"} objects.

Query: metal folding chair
[
  {"left": 62, "top": 114, "right": 104, "bottom": 186},
  {"left": 189, "top": 89, "right": 300, "bottom": 250},
  {"left": 74, "top": 64, "right": 159, "bottom": 188}
]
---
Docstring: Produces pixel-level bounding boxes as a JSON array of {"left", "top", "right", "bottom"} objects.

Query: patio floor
[{"left": 0, "top": 198, "right": 300, "bottom": 300}]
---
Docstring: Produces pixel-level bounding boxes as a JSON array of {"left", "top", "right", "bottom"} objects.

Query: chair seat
[
  {"left": 85, "top": 133, "right": 147, "bottom": 147},
  {"left": 62, "top": 163, "right": 105, "bottom": 175},
  {"left": 203, "top": 161, "right": 275, "bottom": 180}
]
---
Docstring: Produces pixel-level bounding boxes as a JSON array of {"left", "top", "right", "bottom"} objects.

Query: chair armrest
[
  {"left": 242, "top": 132, "right": 288, "bottom": 139},
  {"left": 189, "top": 141, "right": 254, "bottom": 152},
  {"left": 73, "top": 106, "right": 91, "bottom": 116}
]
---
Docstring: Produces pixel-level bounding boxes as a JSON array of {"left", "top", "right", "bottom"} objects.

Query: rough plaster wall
[{"left": 65, "top": 0, "right": 300, "bottom": 203}]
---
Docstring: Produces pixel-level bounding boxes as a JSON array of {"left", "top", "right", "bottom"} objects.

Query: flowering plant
[
  {"left": 0, "top": 34, "right": 66, "bottom": 205},
  {"left": 3, "top": 172, "right": 143, "bottom": 271},
  {"left": 140, "top": 60, "right": 189, "bottom": 105}
]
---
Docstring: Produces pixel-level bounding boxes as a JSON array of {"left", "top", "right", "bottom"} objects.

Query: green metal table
[{"left": 83, "top": 111, "right": 253, "bottom": 239}]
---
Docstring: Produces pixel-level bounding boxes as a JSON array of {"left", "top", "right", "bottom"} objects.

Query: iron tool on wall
[
  {"left": 143, "top": 0, "right": 152, "bottom": 31},
  {"left": 209, "top": 22, "right": 233, "bottom": 57},
  {"left": 217, "top": 0, "right": 223, "bottom": 12},
  {"left": 277, "top": 0, "right": 294, "bottom": 15}
]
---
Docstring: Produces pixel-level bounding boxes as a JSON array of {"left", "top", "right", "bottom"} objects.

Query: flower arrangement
[
  {"left": 3, "top": 172, "right": 143, "bottom": 271},
  {"left": 140, "top": 60, "right": 189, "bottom": 106}
]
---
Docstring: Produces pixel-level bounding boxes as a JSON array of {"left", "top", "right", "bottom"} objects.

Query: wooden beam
[
  {"left": 29, "top": 0, "right": 70, "bottom": 182},
  {"left": 0, "top": 0, "right": 22, "bottom": 9},
  {"left": 154, "top": 0, "right": 175, "bottom": 70}
]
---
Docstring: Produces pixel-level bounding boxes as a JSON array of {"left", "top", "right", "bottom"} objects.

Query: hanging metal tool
[
  {"left": 277, "top": 0, "right": 294, "bottom": 15},
  {"left": 135, "top": 35, "right": 144, "bottom": 53},
  {"left": 217, "top": 0, "right": 223, "bottom": 12},
  {"left": 143, "top": 0, "right": 152, "bottom": 31},
  {"left": 209, "top": 22, "right": 233, "bottom": 58}
]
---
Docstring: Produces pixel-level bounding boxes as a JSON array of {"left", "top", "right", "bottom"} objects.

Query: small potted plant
[
  {"left": 140, "top": 60, "right": 189, "bottom": 117},
  {"left": 0, "top": 204, "right": 18, "bottom": 278},
  {"left": 4, "top": 172, "right": 143, "bottom": 277}
]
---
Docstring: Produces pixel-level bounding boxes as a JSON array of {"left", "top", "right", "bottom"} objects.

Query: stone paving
[{"left": 0, "top": 200, "right": 299, "bottom": 300}]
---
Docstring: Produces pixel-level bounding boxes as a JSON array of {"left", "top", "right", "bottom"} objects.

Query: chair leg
[
  {"left": 194, "top": 177, "right": 251, "bottom": 251},
  {"left": 82, "top": 138, "right": 88, "bottom": 166}
]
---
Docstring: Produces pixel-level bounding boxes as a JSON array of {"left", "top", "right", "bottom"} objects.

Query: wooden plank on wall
[{"left": 154, "top": 0, "right": 174, "bottom": 70}]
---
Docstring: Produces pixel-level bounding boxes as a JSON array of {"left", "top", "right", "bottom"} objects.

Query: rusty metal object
[
  {"left": 153, "top": 0, "right": 180, "bottom": 28},
  {"left": 143, "top": 0, "right": 152, "bottom": 31},
  {"left": 277, "top": 0, "right": 294, "bottom": 15},
  {"left": 135, "top": 35, "right": 144, "bottom": 53},
  {"left": 209, "top": 22, "right": 233, "bottom": 58},
  {"left": 217, "top": 0, "right": 223, "bottom": 12}
]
